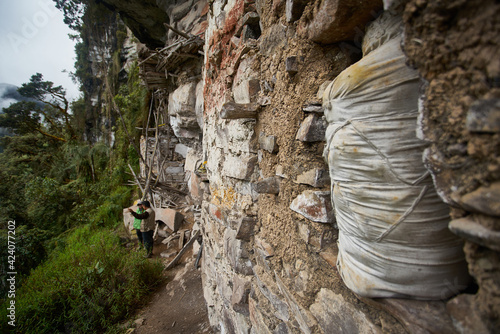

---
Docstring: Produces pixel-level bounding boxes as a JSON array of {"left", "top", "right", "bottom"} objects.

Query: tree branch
[{"left": 35, "top": 128, "right": 67, "bottom": 142}]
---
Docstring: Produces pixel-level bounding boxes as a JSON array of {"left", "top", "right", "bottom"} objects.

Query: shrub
[{"left": 0, "top": 225, "right": 164, "bottom": 333}]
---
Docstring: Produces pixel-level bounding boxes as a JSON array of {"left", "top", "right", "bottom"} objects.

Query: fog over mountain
[
  {"left": 0, "top": 83, "right": 45, "bottom": 138},
  {"left": 0, "top": 82, "right": 46, "bottom": 111},
  {"left": 0, "top": 83, "right": 22, "bottom": 111}
]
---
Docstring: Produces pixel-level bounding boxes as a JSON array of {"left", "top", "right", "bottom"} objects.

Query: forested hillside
[{"left": 0, "top": 1, "right": 163, "bottom": 332}]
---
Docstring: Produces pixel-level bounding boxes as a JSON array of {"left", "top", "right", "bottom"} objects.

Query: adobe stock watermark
[
  {"left": 6, "top": 0, "right": 60, "bottom": 54},
  {"left": 5, "top": 220, "right": 17, "bottom": 327}
]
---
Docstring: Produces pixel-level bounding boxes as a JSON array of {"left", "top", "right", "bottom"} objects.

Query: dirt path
[{"left": 125, "top": 232, "right": 213, "bottom": 334}]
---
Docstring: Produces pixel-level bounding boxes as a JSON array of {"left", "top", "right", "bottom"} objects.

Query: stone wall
[
  {"left": 199, "top": 0, "right": 410, "bottom": 333},
  {"left": 199, "top": 0, "right": 499, "bottom": 332},
  {"left": 403, "top": 0, "right": 500, "bottom": 331},
  {"left": 107, "top": 0, "right": 500, "bottom": 332}
]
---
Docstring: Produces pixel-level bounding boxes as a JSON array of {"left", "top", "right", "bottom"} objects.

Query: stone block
[
  {"left": 169, "top": 115, "right": 200, "bottom": 139},
  {"left": 231, "top": 275, "right": 252, "bottom": 316},
  {"left": 220, "top": 101, "right": 259, "bottom": 119},
  {"left": 242, "top": 12, "right": 260, "bottom": 32},
  {"left": 295, "top": 114, "right": 327, "bottom": 142},
  {"left": 217, "top": 272, "right": 234, "bottom": 307},
  {"left": 276, "top": 165, "right": 288, "bottom": 178},
  {"left": 295, "top": 168, "right": 330, "bottom": 187},
  {"left": 249, "top": 296, "right": 274, "bottom": 334},
  {"left": 275, "top": 274, "right": 318, "bottom": 333},
  {"left": 290, "top": 190, "right": 335, "bottom": 223},
  {"left": 165, "top": 166, "right": 184, "bottom": 174},
  {"left": 208, "top": 203, "right": 224, "bottom": 224},
  {"left": 174, "top": 143, "right": 190, "bottom": 158},
  {"left": 310, "top": 289, "right": 380, "bottom": 334},
  {"left": 233, "top": 79, "right": 261, "bottom": 104},
  {"left": 259, "top": 23, "right": 287, "bottom": 56},
  {"left": 254, "top": 267, "right": 290, "bottom": 322},
  {"left": 466, "top": 98, "right": 500, "bottom": 133},
  {"left": 274, "top": 322, "right": 289, "bottom": 334},
  {"left": 298, "top": 0, "right": 383, "bottom": 44},
  {"left": 298, "top": 221, "right": 310, "bottom": 244},
  {"left": 458, "top": 182, "right": 500, "bottom": 217},
  {"left": 233, "top": 55, "right": 260, "bottom": 104},
  {"left": 156, "top": 208, "right": 184, "bottom": 232},
  {"left": 168, "top": 82, "right": 197, "bottom": 117},
  {"left": 231, "top": 35, "right": 241, "bottom": 48},
  {"left": 225, "top": 228, "right": 254, "bottom": 275},
  {"left": 166, "top": 0, "right": 193, "bottom": 21},
  {"left": 285, "top": 56, "right": 299, "bottom": 75},
  {"left": 319, "top": 251, "right": 337, "bottom": 269},
  {"left": 216, "top": 117, "right": 258, "bottom": 154},
  {"left": 255, "top": 236, "right": 274, "bottom": 258},
  {"left": 185, "top": 148, "right": 202, "bottom": 172},
  {"left": 157, "top": 229, "right": 169, "bottom": 238},
  {"left": 160, "top": 250, "right": 177, "bottom": 259},
  {"left": 449, "top": 217, "right": 500, "bottom": 251},
  {"left": 195, "top": 80, "right": 204, "bottom": 129},
  {"left": 222, "top": 309, "right": 237, "bottom": 334},
  {"left": 302, "top": 102, "right": 323, "bottom": 113},
  {"left": 259, "top": 132, "right": 279, "bottom": 153},
  {"left": 188, "top": 171, "right": 203, "bottom": 205},
  {"left": 236, "top": 217, "right": 258, "bottom": 241},
  {"left": 178, "top": 116, "right": 200, "bottom": 129},
  {"left": 253, "top": 177, "right": 281, "bottom": 194},
  {"left": 223, "top": 154, "right": 258, "bottom": 180}
]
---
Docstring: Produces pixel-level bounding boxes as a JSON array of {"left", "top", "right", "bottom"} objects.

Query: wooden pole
[
  {"left": 143, "top": 105, "right": 160, "bottom": 201},
  {"left": 128, "top": 163, "right": 145, "bottom": 196},
  {"left": 165, "top": 230, "right": 201, "bottom": 270},
  {"left": 163, "top": 23, "right": 191, "bottom": 39}
]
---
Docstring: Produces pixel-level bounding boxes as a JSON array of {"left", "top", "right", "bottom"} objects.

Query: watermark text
[{"left": 6, "top": 220, "right": 16, "bottom": 327}]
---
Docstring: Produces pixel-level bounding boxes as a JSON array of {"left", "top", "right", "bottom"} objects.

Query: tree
[
  {"left": 53, "top": 0, "right": 87, "bottom": 32},
  {"left": 0, "top": 73, "right": 76, "bottom": 141}
]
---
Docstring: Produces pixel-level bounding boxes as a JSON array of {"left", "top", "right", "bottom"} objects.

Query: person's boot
[{"left": 145, "top": 246, "right": 153, "bottom": 258}]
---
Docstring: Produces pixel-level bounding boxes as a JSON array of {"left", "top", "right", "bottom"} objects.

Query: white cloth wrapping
[{"left": 323, "top": 34, "right": 470, "bottom": 299}]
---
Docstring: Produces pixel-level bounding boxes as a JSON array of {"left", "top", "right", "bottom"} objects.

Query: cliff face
[
  {"left": 98, "top": 0, "right": 170, "bottom": 49},
  {"left": 77, "top": 3, "right": 128, "bottom": 144},
  {"left": 99, "top": 0, "right": 500, "bottom": 332}
]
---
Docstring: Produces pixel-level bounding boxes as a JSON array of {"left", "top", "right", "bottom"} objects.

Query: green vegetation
[
  {"left": 0, "top": 2, "right": 157, "bottom": 332},
  {"left": 0, "top": 226, "right": 163, "bottom": 333},
  {"left": 1, "top": 73, "right": 75, "bottom": 142},
  {"left": 0, "top": 67, "right": 155, "bottom": 331}
]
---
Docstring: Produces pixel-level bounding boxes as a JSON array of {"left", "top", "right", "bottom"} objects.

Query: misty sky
[{"left": 0, "top": 0, "right": 80, "bottom": 101}]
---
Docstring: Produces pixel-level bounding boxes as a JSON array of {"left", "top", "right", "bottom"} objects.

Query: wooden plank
[
  {"left": 178, "top": 229, "right": 188, "bottom": 249},
  {"left": 165, "top": 230, "right": 200, "bottom": 270}
]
